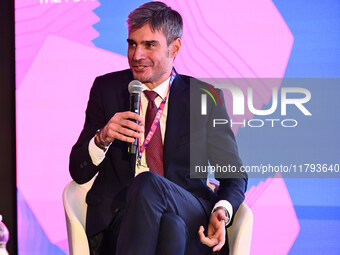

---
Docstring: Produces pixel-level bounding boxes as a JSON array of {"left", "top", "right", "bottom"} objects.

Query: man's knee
[
  {"left": 161, "top": 212, "right": 188, "bottom": 238},
  {"left": 127, "top": 172, "right": 163, "bottom": 203},
  {"left": 133, "top": 171, "right": 159, "bottom": 184}
]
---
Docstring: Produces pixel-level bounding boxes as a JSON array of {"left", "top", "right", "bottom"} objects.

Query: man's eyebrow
[
  {"left": 143, "top": 40, "right": 160, "bottom": 45},
  {"left": 127, "top": 39, "right": 135, "bottom": 44},
  {"left": 126, "top": 39, "right": 160, "bottom": 45}
]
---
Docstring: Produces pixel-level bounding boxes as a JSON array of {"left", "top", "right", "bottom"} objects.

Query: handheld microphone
[{"left": 128, "top": 80, "right": 143, "bottom": 154}]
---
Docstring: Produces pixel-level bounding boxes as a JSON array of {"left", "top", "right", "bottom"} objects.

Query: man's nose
[{"left": 132, "top": 45, "right": 145, "bottom": 61}]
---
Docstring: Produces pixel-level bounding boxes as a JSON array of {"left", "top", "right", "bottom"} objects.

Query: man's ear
[{"left": 170, "top": 38, "right": 181, "bottom": 59}]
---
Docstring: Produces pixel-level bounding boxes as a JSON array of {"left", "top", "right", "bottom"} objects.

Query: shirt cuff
[
  {"left": 88, "top": 137, "right": 108, "bottom": 166},
  {"left": 212, "top": 200, "right": 233, "bottom": 226}
]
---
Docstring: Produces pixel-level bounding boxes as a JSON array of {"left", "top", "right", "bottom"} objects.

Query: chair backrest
[{"left": 62, "top": 178, "right": 94, "bottom": 255}]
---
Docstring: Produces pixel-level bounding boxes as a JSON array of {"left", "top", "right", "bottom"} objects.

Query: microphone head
[{"left": 128, "top": 80, "right": 143, "bottom": 94}]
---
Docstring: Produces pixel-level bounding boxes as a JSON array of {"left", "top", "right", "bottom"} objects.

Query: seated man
[{"left": 69, "top": 1, "right": 247, "bottom": 254}]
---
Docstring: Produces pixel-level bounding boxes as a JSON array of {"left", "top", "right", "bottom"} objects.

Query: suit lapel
[{"left": 163, "top": 74, "right": 190, "bottom": 173}]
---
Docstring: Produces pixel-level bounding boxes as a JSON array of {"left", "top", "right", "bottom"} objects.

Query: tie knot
[{"left": 144, "top": 90, "right": 159, "bottom": 102}]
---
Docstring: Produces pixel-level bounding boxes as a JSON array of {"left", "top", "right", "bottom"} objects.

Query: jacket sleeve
[
  {"left": 69, "top": 76, "right": 107, "bottom": 184},
  {"left": 207, "top": 89, "right": 248, "bottom": 215}
]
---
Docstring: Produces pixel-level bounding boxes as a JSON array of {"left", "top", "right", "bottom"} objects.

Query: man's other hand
[
  {"left": 100, "top": 111, "right": 144, "bottom": 144},
  {"left": 198, "top": 208, "right": 227, "bottom": 252}
]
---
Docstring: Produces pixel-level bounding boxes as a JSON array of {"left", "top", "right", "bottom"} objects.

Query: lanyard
[{"left": 137, "top": 68, "right": 176, "bottom": 166}]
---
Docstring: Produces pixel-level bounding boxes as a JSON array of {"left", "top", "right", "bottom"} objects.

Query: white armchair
[
  {"left": 63, "top": 179, "right": 252, "bottom": 255},
  {"left": 63, "top": 179, "right": 94, "bottom": 255}
]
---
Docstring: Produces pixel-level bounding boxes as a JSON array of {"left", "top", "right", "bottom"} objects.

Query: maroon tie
[{"left": 144, "top": 90, "right": 164, "bottom": 176}]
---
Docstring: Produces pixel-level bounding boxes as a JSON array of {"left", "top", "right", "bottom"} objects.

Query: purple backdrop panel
[
  {"left": 245, "top": 174, "right": 300, "bottom": 254},
  {"left": 16, "top": 35, "right": 129, "bottom": 245},
  {"left": 15, "top": 0, "right": 100, "bottom": 87}
]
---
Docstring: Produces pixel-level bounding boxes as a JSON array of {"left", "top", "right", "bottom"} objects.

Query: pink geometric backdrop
[{"left": 15, "top": 0, "right": 296, "bottom": 253}]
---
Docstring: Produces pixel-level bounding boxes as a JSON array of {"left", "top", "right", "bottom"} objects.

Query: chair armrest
[
  {"left": 63, "top": 178, "right": 95, "bottom": 255},
  {"left": 227, "top": 202, "right": 253, "bottom": 255}
]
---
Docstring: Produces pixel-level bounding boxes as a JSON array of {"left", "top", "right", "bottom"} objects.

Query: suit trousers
[{"left": 88, "top": 172, "right": 228, "bottom": 255}]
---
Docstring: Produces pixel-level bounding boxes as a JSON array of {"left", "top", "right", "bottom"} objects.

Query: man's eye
[
  {"left": 128, "top": 42, "right": 136, "bottom": 47},
  {"left": 146, "top": 43, "right": 155, "bottom": 48}
]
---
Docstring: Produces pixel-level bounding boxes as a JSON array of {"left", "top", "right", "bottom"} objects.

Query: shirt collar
[{"left": 142, "top": 76, "right": 171, "bottom": 100}]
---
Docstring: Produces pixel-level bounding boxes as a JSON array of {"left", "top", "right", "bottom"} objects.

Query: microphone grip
[{"left": 128, "top": 93, "right": 141, "bottom": 154}]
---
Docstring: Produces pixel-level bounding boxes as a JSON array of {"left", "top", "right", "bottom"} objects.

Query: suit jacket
[{"left": 69, "top": 69, "right": 247, "bottom": 237}]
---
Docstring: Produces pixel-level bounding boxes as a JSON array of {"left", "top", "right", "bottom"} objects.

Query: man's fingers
[
  {"left": 217, "top": 212, "right": 227, "bottom": 222},
  {"left": 113, "top": 133, "right": 137, "bottom": 143},
  {"left": 201, "top": 237, "right": 218, "bottom": 248},
  {"left": 121, "top": 119, "right": 144, "bottom": 133},
  {"left": 113, "top": 125, "right": 143, "bottom": 139},
  {"left": 117, "top": 111, "right": 144, "bottom": 125},
  {"left": 198, "top": 226, "right": 218, "bottom": 247},
  {"left": 198, "top": 226, "right": 205, "bottom": 236},
  {"left": 106, "top": 125, "right": 142, "bottom": 143},
  {"left": 100, "top": 111, "right": 145, "bottom": 144},
  {"left": 209, "top": 211, "right": 227, "bottom": 229},
  {"left": 212, "top": 238, "right": 225, "bottom": 252},
  {"left": 110, "top": 112, "right": 144, "bottom": 133},
  {"left": 205, "top": 213, "right": 227, "bottom": 252}
]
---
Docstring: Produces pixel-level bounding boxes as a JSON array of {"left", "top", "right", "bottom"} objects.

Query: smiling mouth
[{"left": 133, "top": 65, "right": 150, "bottom": 71}]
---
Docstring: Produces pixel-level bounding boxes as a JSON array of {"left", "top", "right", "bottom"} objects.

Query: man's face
[{"left": 127, "top": 23, "right": 180, "bottom": 89}]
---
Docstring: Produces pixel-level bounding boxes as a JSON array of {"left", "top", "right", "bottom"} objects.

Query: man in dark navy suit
[{"left": 69, "top": 2, "right": 247, "bottom": 254}]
